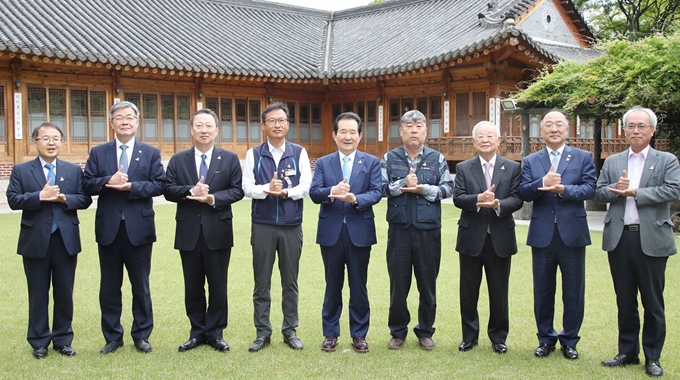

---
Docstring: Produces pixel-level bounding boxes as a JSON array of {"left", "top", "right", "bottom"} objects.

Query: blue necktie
[
  {"left": 342, "top": 156, "right": 351, "bottom": 184},
  {"left": 120, "top": 145, "right": 129, "bottom": 174},
  {"left": 45, "top": 163, "right": 58, "bottom": 233},
  {"left": 550, "top": 151, "right": 560, "bottom": 169},
  {"left": 199, "top": 154, "right": 208, "bottom": 180}
]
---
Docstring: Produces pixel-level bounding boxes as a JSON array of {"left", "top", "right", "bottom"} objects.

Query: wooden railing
[{"left": 426, "top": 136, "right": 670, "bottom": 162}]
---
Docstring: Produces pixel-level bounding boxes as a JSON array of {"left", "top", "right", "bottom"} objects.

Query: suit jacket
[
  {"left": 453, "top": 155, "right": 523, "bottom": 257},
  {"left": 163, "top": 146, "right": 244, "bottom": 251},
  {"left": 84, "top": 140, "right": 165, "bottom": 246},
  {"left": 594, "top": 147, "right": 680, "bottom": 257},
  {"left": 7, "top": 157, "right": 92, "bottom": 258},
  {"left": 519, "top": 146, "right": 596, "bottom": 248},
  {"left": 309, "top": 150, "right": 383, "bottom": 247}
]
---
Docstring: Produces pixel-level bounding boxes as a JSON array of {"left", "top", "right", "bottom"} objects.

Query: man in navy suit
[
  {"left": 519, "top": 109, "right": 596, "bottom": 360},
  {"left": 164, "top": 108, "right": 244, "bottom": 353},
  {"left": 453, "top": 121, "right": 523, "bottom": 355},
  {"left": 7, "top": 123, "right": 92, "bottom": 359},
  {"left": 84, "top": 101, "right": 165, "bottom": 354},
  {"left": 310, "top": 112, "right": 382, "bottom": 353}
]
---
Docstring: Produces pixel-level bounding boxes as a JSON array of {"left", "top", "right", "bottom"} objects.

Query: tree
[
  {"left": 576, "top": 0, "right": 680, "bottom": 40},
  {"left": 515, "top": 32, "right": 680, "bottom": 121}
]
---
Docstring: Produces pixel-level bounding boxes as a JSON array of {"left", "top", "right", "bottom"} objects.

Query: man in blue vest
[
  {"left": 242, "top": 102, "right": 312, "bottom": 352},
  {"left": 381, "top": 110, "right": 454, "bottom": 351}
]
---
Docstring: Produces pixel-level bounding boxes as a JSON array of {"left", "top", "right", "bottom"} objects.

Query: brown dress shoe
[
  {"left": 419, "top": 337, "right": 435, "bottom": 351},
  {"left": 321, "top": 337, "right": 338, "bottom": 352},
  {"left": 352, "top": 337, "right": 369, "bottom": 353},
  {"left": 387, "top": 337, "right": 404, "bottom": 350}
]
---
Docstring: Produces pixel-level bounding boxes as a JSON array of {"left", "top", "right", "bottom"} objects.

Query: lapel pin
[
  {"left": 501, "top": 165, "right": 505, "bottom": 170},
  {"left": 358, "top": 160, "right": 362, "bottom": 164},
  {"left": 217, "top": 155, "right": 222, "bottom": 160},
  {"left": 138, "top": 150, "right": 142, "bottom": 154},
  {"left": 650, "top": 166, "right": 654, "bottom": 170},
  {"left": 135, "top": 157, "right": 140, "bottom": 161},
  {"left": 59, "top": 177, "right": 64, "bottom": 182},
  {"left": 566, "top": 154, "right": 572, "bottom": 161},
  {"left": 422, "top": 162, "right": 427, "bottom": 167}
]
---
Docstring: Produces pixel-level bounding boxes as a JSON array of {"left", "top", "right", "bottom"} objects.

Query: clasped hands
[
  {"left": 608, "top": 170, "right": 636, "bottom": 197},
  {"left": 476, "top": 184, "right": 500, "bottom": 208},
  {"left": 40, "top": 178, "right": 67, "bottom": 203},
  {"left": 329, "top": 178, "right": 357, "bottom": 203},
  {"left": 105, "top": 166, "right": 132, "bottom": 191},
  {"left": 186, "top": 176, "right": 215, "bottom": 204},
  {"left": 400, "top": 168, "right": 425, "bottom": 194},
  {"left": 538, "top": 165, "right": 565, "bottom": 194},
  {"left": 264, "top": 172, "right": 288, "bottom": 198}
]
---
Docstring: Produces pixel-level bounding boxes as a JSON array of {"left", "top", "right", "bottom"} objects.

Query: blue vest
[
  {"left": 384, "top": 146, "right": 443, "bottom": 230},
  {"left": 251, "top": 141, "right": 304, "bottom": 225}
]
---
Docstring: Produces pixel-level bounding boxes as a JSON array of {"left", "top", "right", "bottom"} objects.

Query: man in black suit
[
  {"left": 164, "top": 108, "right": 244, "bottom": 353},
  {"left": 7, "top": 123, "right": 92, "bottom": 358},
  {"left": 84, "top": 101, "right": 165, "bottom": 354},
  {"left": 453, "top": 121, "right": 522, "bottom": 354}
]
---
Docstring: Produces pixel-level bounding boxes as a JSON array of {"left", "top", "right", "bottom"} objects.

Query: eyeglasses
[
  {"left": 625, "top": 124, "right": 652, "bottom": 131},
  {"left": 264, "top": 118, "right": 289, "bottom": 126},
  {"left": 474, "top": 134, "right": 497, "bottom": 141},
  {"left": 111, "top": 115, "right": 138, "bottom": 123},
  {"left": 35, "top": 136, "right": 62, "bottom": 143},
  {"left": 542, "top": 122, "right": 566, "bottom": 129}
]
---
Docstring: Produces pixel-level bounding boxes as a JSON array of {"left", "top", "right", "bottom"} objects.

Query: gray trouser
[{"left": 251, "top": 222, "right": 303, "bottom": 338}]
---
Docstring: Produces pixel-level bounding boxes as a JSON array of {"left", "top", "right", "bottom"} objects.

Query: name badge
[{"left": 284, "top": 168, "right": 296, "bottom": 177}]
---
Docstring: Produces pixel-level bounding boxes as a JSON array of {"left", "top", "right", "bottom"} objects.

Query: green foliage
[
  {"left": 515, "top": 32, "right": 680, "bottom": 119},
  {"left": 577, "top": 0, "right": 680, "bottom": 40}
]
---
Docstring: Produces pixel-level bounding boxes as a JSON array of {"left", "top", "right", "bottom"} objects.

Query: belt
[{"left": 624, "top": 224, "right": 639, "bottom": 232}]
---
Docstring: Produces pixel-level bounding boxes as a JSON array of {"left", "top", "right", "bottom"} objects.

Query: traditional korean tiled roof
[{"left": 0, "top": 0, "right": 597, "bottom": 80}]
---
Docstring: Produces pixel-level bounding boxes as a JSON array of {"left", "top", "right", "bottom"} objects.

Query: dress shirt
[
  {"left": 39, "top": 157, "right": 57, "bottom": 181},
  {"left": 624, "top": 145, "right": 649, "bottom": 225}
]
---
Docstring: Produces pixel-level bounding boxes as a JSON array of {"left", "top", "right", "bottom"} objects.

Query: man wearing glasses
[
  {"left": 84, "top": 101, "right": 165, "bottom": 354},
  {"left": 242, "top": 102, "right": 312, "bottom": 352},
  {"left": 7, "top": 123, "right": 92, "bottom": 358},
  {"left": 453, "top": 121, "right": 523, "bottom": 355},
  {"left": 519, "top": 109, "right": 596, "bottom": 361},
  {"left": 595, "top": 107, "right": 680, "bottom": 378}
]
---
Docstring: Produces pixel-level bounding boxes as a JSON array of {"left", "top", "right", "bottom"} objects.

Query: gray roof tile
[{"left": 0, "top": 0, "right": 596, "bottom": 79}]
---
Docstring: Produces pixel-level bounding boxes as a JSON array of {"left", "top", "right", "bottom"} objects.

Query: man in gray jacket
[{"left": 595, "top": 106, "right": 680, "bottom": 378}]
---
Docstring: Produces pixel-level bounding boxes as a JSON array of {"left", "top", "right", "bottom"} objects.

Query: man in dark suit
[
  {"left": 84, "top": 101, "right": 165, "bottom": 354},
  {"left": 595, "top": 107, "right": 680, "bottom": 378},
  {"left": 519, "top": 109, "right": 596, "bottom": 360},
  {"left": 453, "top": 121, "right": 522, "bottom": 355},
  {"left": 309, "top": 112, "right": 382, "bottom": 353},
  {"left": 7, "top": 123, "right": 92, "bottom": 359},
  {"left": 164, "top": 108, "right": 244, "bottom": 353},
  {"left": 381, "top": 110, "right": 454, "bottom": 351}
]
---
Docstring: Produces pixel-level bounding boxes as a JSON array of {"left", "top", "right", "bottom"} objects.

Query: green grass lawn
[{"left": 0, "top": 200, "right": 678, "bottom": 379}]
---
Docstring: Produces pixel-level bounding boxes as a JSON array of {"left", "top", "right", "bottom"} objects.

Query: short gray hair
[
  {"left": 401, "top": 110, "right": 426, "bottom": 124},
  {"left": 109, "top": 101, "right": 140, "bottom": 120},
  {"left": 622, "top": 106, "right": 657, "bottom": 128},
  {"left": 471, "top": 121, "right": 501, "bottom": 139}
]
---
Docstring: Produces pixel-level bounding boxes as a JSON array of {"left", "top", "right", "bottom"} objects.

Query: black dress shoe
[
  {"left": 207, "top": 338, "right": 230, "bottom": 352},
  {"left": 54, "top": 345, "right": 77, "bottom": 357},
  {"left": 32, "top": 346, "right": 48, "bottom": 359},
  {"left": 492, "top": 343, "right": 508, "bottom": 354},
  {"left": 321, "top": 337, "right": 338, "bottom": 352},
  {"left": 134, "top": 338, "right": 152, "bottom": 353},
  {"left": 602, "top": 353, "right": 641, "bottom": 367},
  {"left": 352, "top": 337, "right": 369, "bottom": 353},
  {"left": 646, "top": 360, "right": 663, "bottom": 377},
  {"left": 458, "top": 340, "right": 478, "bottom": 352},
  {"left": 248, "top": 336, "right": 271, "bottom": 352},
  {"left": 178, "top": 338, "right": 205, "bottom": 352},
  {"left": 534, "top": 343, "right": 555, "bottom": 358},
  {"left": 561, "top": 345, "right": 578, "bottom": 360},
  {"left": 100, "top": 340, "right": 124, "bottom": 354},
  {"left": 283, "top": 335, "right": 303, "bottom": 350}
]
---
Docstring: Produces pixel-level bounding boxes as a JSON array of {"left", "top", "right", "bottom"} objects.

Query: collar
[
  {"left": 195, "top": 146, "right": 214, "bottom": 158},
  {"left": 341, "top": 150, "right": 357, "bottom": 163},
  {"left": 39, "top": 157, "right": 57, "bottom": 168},
  {"left": 547, "top": 145, "right": 565, "bottom": 156},
  {"left": 116, "top": 138, "right": 135, "bottom": 151},
  {"left": 478, "top": 154, "right": 497, "bottom": 168},
  {"left": 628, "top": 145, "right": 650, "bottom": 159},
  {"left": 403, "top": 146, "right": 424, "bottom": 158},
  {"left": 267, "top": 139, "right": 286, "bottom": 153}
]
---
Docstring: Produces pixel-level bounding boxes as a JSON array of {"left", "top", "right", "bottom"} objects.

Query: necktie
[
  {"left": 200, "top": 154, "right": 208, "bottom": 180},
  {"left": 484, "top": 162, "right": 492, "bottom": 188},
  {"left": 45, "top": 163, "right": 58, "bottom": 233},
  {"left": 120, "top": 145, "right": 129, "bottom": 174},
  {"left": 484, "top": 162, "right": 492, "bottom": 234},
  {"left": 550, "top": 151, "right": 560, "bottom": 169},
  {"left": 342, "top": 156, "right": 351, "bottom": 184}
]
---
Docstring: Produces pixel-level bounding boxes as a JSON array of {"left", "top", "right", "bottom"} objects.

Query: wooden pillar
[
  {"left": 515, "top": 112, "right": 532, "bottom": 220},
  {"left": 587, "top": 117, "right": 606, "bottom": 211}
]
